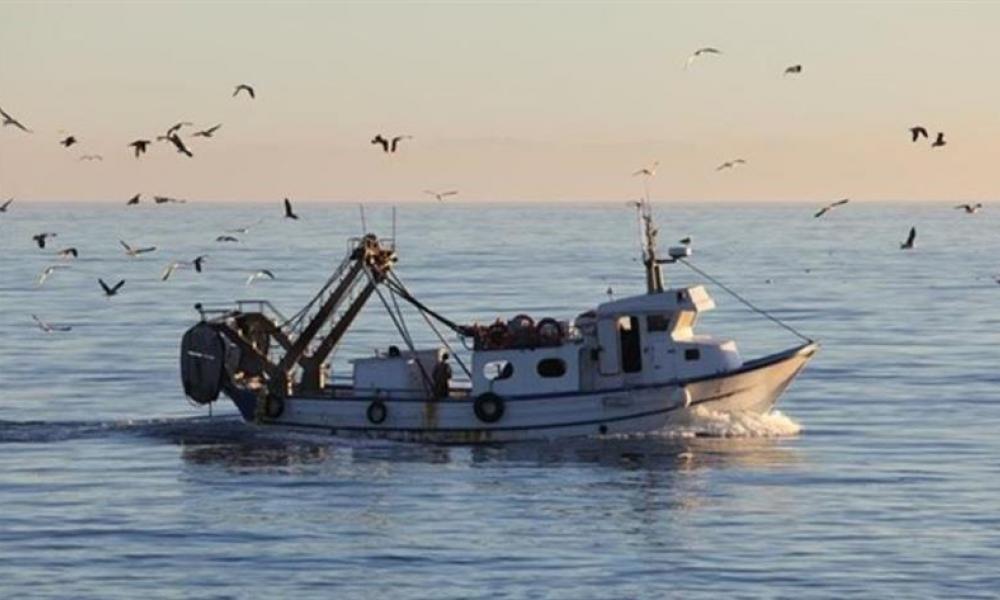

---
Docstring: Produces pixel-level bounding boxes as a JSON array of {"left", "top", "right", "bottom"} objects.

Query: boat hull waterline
[{"left": 223, "top": 342, "right": 817, "bottom": 443}]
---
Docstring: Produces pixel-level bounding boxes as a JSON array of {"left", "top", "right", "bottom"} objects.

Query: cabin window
[
  {"left": 537, "top": 358, "right": 566, "bottom": 378},
  {"left": 647, "top": 313, "right": 672, "bottom": 332},
  {"left": 619, "top": 316, "right": 642, "bottom": 373},
  {"left": 483, "top": 360, "right": 514, "bottom": 381},
  {"left": 684, "top": 348, "right": 701, "bottom": 361}
]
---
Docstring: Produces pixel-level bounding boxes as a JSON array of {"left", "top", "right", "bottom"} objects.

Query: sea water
[{"left": 1, "top": 201, "right": 998, "bottom": 598}]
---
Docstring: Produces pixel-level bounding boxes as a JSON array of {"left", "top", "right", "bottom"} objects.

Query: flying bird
[
  {"left": 57, "top": 247, "right": 78, "bottom": 259},
  {"left": 32, "top": 314, "right": 71, "bottom": 333},
  {"left": 909, "top": 126, "right": 928, "bottom": 142},
  {"left": 192, "top": 255, "right": 207, "bottom": 272},
  {"left": 685, "top": 47, "right": 721, "bottom": 69},
  {"left": 955, "top": 203, "right": 983, "bottom": 214},
  {"left": 79, "top": 154, "right": 103, "bottom": 161},
  {"left": 424, "top": 190, "right": 459, "bottom": 202},
  {"left": 0, "top": 106, "right": 32, "bottom": 132},
  {"left": 37, "top": 264, "right": 69, "bottom": 286},
  {"left": 216, "top": 235, "right": 240, "bottom": 243},
  {"left": 120, "top": 240, "right": 157, "bottom": 257},
  {"left": 371, "top": 134, "right": 412, "bottom": 153},
  {"left": 814, "top": 198, "right": 850, "bottom": 218},
  {"left": 632, "top": 161, "right": 659, "bottom": 177},
  {"left": 129, "top": 140, "right": 151, "bottom": 158},
  {"left": 679, "top": 236, "right": 692, "bottom": 245},
  {"left": 900, "top": 226, "right": 916, "bottom": 250},
  {"left": 99, "top": 278, "right": 125, "bottom": 297},
  {"left": 0, "top": 198, "right": 12, "bottom": 212},
  {"left": 127, "top": 194, "right": 140, "bottom": 206},
  {"left": 284, "top": 198, "right": 299, "bottom": 219},
  {"left": 154, "top": 196, "right": 185, "bottom": 204},
  {"left": 167, "top": 134, "right": 193, "bottom": 157},
  {"left": 716, "top": 159, "right": 747, "bottom": 171},
  {"left": 233, "top": 84, "right": 255, "bottom": 99},
  {"left": 60, "top": 136, "right": 77, "bottom": 147},
  {"left": 161, "top": 261, "right": 187, "bottom": 281},
  {"left": 932, "top": 132, "right": 946, "bottom": 148},
  {"left": 162, "top": 122, "right": 193, "bottom": 139},
  {"left": 784, "top": 64, "right": 803, "bottom": 76},
  {"left": 246, "top": 269, "right": 276, "bottom": 286},
  {"left": 33, "top": 232, "right": 57, "bottom": 248},
  {"left": 192, "top": 124, "right": 222, "bottom": 138}
]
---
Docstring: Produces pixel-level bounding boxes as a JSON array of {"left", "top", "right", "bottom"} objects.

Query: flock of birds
[{"left": 0, "top": 48, "right": 988, "bottom": 331}]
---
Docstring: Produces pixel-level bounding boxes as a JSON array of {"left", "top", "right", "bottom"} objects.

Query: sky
[{"left": 1, "top": 1, "right": 998, "bottom": 203}]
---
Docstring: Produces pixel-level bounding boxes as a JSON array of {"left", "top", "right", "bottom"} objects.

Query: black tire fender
[
  {"left": 474, "top": 392, "right": 505, "bottom": 424},
  {"left": 264, "top": 394, "right": 284, "bottom": 419},
  {"left": 366, "top": 400, "right": 388, "bottom": 425}
]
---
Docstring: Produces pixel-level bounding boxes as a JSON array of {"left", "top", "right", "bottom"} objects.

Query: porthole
[{"left": 537, "top": 358, "right": 567, "bottom": 378}]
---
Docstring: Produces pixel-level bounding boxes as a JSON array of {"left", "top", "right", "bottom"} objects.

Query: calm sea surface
[{"left": 1, "top": 202, "right": 998, "bottom": 598}]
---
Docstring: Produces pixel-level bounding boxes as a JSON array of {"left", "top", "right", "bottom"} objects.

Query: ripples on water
[{"left": 1, "top": 202, "right": 999, "bottom": 598}]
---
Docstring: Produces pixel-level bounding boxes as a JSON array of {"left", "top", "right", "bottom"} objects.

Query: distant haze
[{"left": 1, "top": 2, "right": 997, "bottom": 203}]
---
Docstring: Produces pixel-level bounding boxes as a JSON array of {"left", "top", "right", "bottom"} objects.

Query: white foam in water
[{"left": 664, "top": 408, "right": 802, "bottom": 438}]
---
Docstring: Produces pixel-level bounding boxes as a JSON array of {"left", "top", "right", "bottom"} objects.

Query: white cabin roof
[{"left": 596, "top": 285, "right": 715, "bottom": 316}]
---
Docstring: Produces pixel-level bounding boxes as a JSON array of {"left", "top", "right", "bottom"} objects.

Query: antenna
[{"left": 391, "top": 206, "right": 397, "bottom": 250}]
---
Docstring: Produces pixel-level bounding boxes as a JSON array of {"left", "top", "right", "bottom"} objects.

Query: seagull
[
  {"left": 192, "top": 255, "right": 207, "bottom": 272},
  {"left": 632, "top": 161, "right": 659, "bottom": 177},
  {"left": 932, "top": 132, "right": 946, "bottom": 148},
  {"left": 154, "top": 196, "right": 186, "bottom": 204},
  {"left": 784, "top": 64, "right": 803, "bottom": 76},
  {"left": 284, "top": 197, "right": 299, "bottom": 219},
  {"left": 99, "top": 278, "right": 125, "bottom": 297},
  {"left": 371, "top": 134, "right": 412, "bottom": 153},
  {"left": 679, "top": 236, "right": 692, "bottom": 245},
  {"left": 216, "top": 235, "right": 240, "bottom": 243},
  {"left": 161, "top": 261, "right": 187, "bottom": 281},
  {"left": 0, "top": 106, "right": 32, "bottom": 132},
  {"left": 129, "top": 140, "right": 151, "bottom": 158},
  {"left": 167, "top": 134, "right": 193, "bottom": 157},
  {"left": 233, "top": 84, "right": 256, "bottom": 99},
  {"left": 0, "top": 198, "right": 12, "bottom": 212},
  {"left": 120, "top": 240, "right": 157, "bottom": 257},
  {"left": 33, "top": 232, "right": 57, "bottom": 248},
  {"left": 60, "top": 136, "right": 77, "bottom": 147},
  {"left": 127, "top": 194, "right": 140, "bottom": 206},
  {"left": 79, "top": 154, "right": 103, "bottom": 161},
  {"left": 716, "top": 158, "right": 747, "bottom": 171},
  {"left": 424, "top": 190, "right": 459, "bottom": 202},
  {"left": 685, "top": 47, "right": 721, "bottom": 69},
  {"left": 909, "top": 126, "right": 928, "bottom": 142},
  {"left": 32, "top": 314, "right": 71, "bottom": 333},
  {"left": 57, "top": 247, "right": 78, "bottom": 259},
  {"left": 246, "top": 269, "right": 276, "bottom": 286},
  {"left": 955, "top": 203, "right": 983, "bottom": 214},
  {"left": 37, "top": 264, "right": 69, "bottom": 286},
  {"left": 192, "top": 124, "right": 222, "bottom": 138},
  {"left": 900, "top": 226, "right": 916, "bottom": 250},
  {"left": 814, "top": 198, "right": 850, "bottom": 218}
]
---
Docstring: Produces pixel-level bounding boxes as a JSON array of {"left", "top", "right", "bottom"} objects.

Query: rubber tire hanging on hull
[
  {"left": 179, "top": 322, "right": 226, "bottom": 404},
  {"left": 366, "top": 400, "right": 388, "bottom": 425},
  {"left": 474, "top": 392, "right": 505, "bottom": 424}
]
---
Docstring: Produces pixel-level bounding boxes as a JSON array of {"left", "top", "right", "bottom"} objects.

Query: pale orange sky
[{"left": 1, "top": 1, "right": 998, "bottom": 203}]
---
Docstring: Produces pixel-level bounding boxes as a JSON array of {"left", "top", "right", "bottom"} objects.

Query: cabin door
[{"left": 597, "top": 318, "right": 620, "bottom": 375}]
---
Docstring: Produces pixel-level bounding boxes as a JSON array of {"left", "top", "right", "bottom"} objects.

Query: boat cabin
[{"left": 467, "top": 285, "right": 744, "bottom": 397}]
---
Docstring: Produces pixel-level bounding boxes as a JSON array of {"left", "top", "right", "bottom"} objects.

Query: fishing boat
[{"left": 179, "top": 201, "right": 817, "bottom": 443}]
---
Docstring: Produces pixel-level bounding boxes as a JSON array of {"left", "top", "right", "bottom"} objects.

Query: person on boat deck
[{"left": 432, "top": 353, "right": 452, "bottom": 399}]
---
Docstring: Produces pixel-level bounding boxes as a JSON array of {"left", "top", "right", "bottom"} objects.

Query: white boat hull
[{"left": 225, "top": 343, "right": 818, "bottom": 443}]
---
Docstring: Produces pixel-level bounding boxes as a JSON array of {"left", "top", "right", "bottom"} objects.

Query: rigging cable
[{"left": 676, "top": 258, "right": 813, "bottom": 344}]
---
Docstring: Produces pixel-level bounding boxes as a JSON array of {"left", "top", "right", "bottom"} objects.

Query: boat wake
[
  {"left": 653, "top": 408, "right": 802, "bottom": 439},
  {"left": 0, "top": 416, "right": 253, "bottom": 444}
]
